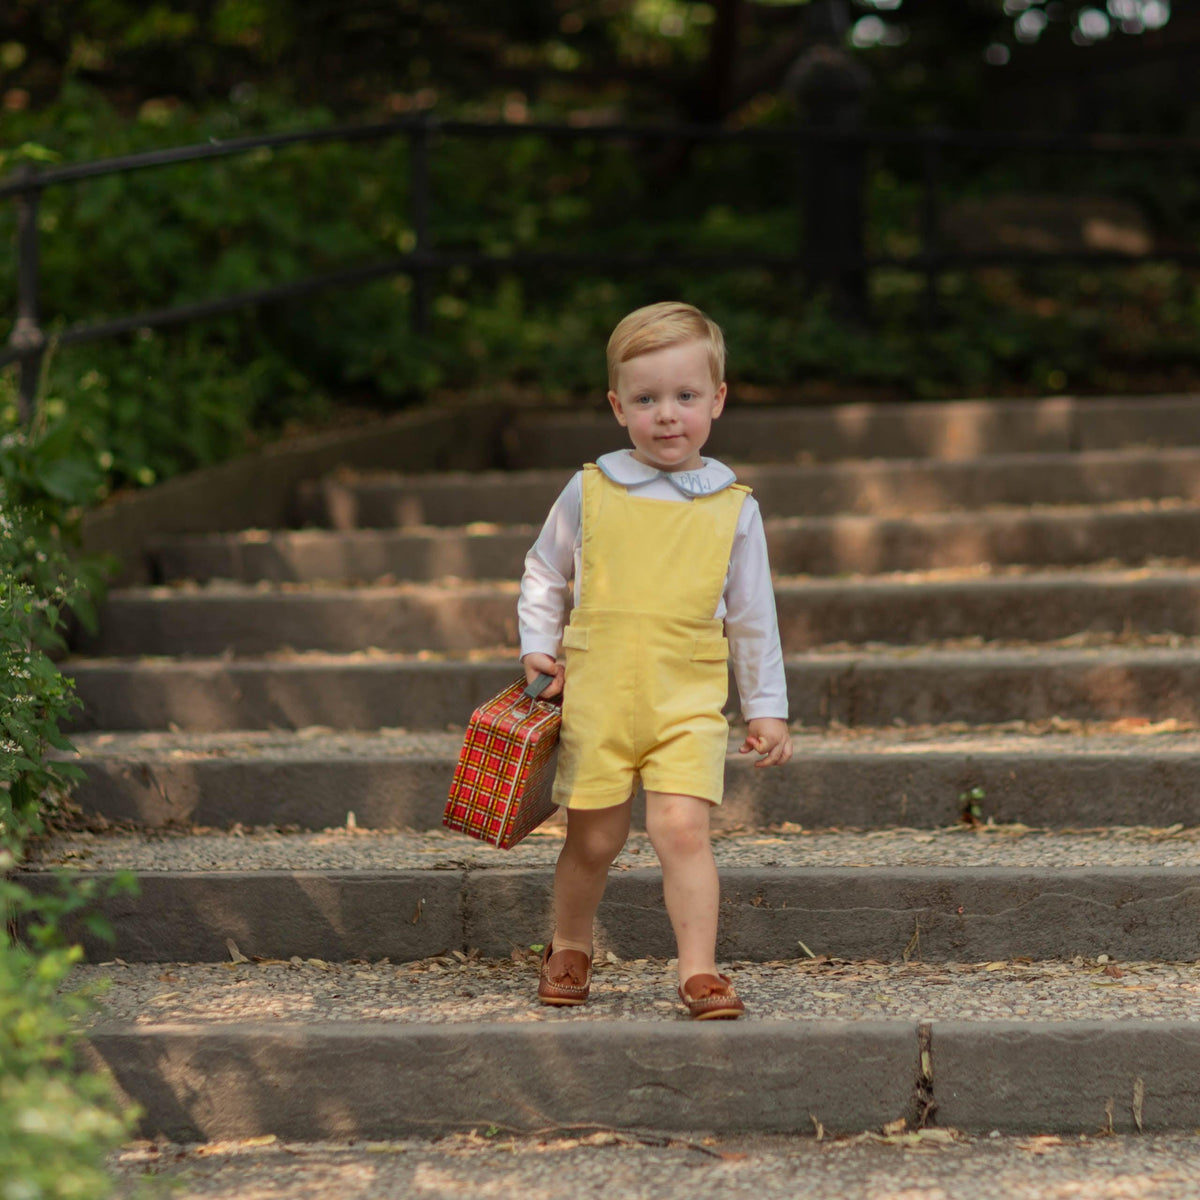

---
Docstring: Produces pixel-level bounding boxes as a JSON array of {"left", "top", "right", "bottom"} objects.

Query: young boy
[{"left": 518, "top": 301, "right": 791, "bottom": 1019}]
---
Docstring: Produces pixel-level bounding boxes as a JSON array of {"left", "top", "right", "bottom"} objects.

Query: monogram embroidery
[{"left": 675, "top": 470, "right": 713, "bottom": 495}]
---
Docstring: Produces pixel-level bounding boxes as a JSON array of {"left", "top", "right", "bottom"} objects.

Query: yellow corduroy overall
[{"left": 552, "top": 464, "right": 750, "bottom": 810}]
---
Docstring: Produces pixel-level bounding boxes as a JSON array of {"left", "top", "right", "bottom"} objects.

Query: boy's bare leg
[
  {"left": 644, "top": 791, "right": 720, "bottom": 985},
  {"left": 552, "top": 797, "right": 633, "bottom": 951}
]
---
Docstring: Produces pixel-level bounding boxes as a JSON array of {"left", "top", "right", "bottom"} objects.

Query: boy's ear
[
  {"left": 607, "top": 390, "right": 628, "bottom": 426},
  {"left": 712, "top": 382, "right": 727, "bottom": 419}
]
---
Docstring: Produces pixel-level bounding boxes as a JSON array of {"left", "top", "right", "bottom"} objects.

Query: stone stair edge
[
  {"left": 20, "top": 858, "right": 1200, "bottom": 968},
  {"left": 483, "top": 392, "right": 1200, "bottom": 471},
  {"left": 59, "top": 642, "right": 1200, "bottom": 733},
  {"left": 297, "top": 443, "right": 1200, "bottom": 486},
  {"left": 61, "top": 737, "right": 1200, "bottom": 831},
  {"left": 58, "top": 725, "right": 1200, "bottom": 753},
  {"left": 90, "top": 563, "right": 1200, "bottom": 597},
  {"left": 82, "top": 1015, "right": 1200, "bottom": 1138},
  {"left": 77, "top": 566, "right": 1200, "bottom": 657},
  {"left": 141, "top": 504, "right": 1200, "bottom": 585},
  {"left": 62, "top": 640, "right": 1200, "bottom": 667},
  {"left": 148, "top": 498, "right": 1200, "bottom": 542}
]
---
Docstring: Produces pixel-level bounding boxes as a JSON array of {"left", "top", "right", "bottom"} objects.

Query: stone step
[
  {"left": 77, "top": 567, "right": 1200, "bottom": 656},
  {"left": 502, "top": 393, "right": 1200, "bottom": 469},
  {"left": 294, "top": 448, "right": 1200, "bottom": 529},
  {"left": 149, "top": 501, "right": 1200, "bottom": 584},
  {"left": 22, "top": 826, "right": 1200, "bottom": 964},
  {"left": 79, "top": 955, "right": 1200, "bottom": 1139},
  {"left": 60, "top": 727, "right": 1200, "bottom": 831},
  {"left": 65, "top": 643, "right": 1200, "bottom": 733},
  {"left": 97, "top": 1127, "right": 1200, "bottom": 1189}
]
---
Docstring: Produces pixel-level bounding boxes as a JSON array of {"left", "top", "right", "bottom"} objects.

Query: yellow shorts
[{"left": 551, "top": 608, "right": 730, "bottom": 810}]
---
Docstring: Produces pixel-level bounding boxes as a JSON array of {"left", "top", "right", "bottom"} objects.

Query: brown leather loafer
[
  {"left": 678, "top": 972, "right": 745, "bottom": 1020},
  {"left": 537, "top": 942, "right": 591, "bottom": 1006}
]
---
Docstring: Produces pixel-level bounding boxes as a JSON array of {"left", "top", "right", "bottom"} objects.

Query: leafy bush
[
  {"left": 0, "top": 504, "right": 91, "bottom": 842},
  {"left": 1, "top": 379, "right": 135, "bottom": 1199},
  {"left": 0, "top": 858, "right": 137, "bottom": 1200},
  {"left": 1, "top": 82, "right": 1199, "bottom": 500}
]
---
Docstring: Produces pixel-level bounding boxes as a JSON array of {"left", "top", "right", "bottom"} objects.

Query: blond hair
[{"left": 606, "top": 301, "right": 725, "bottom": 390}]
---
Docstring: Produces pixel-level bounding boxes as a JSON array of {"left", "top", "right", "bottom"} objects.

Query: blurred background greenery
[{"left": 1, "top": 0, "right": 1198, "bottom": 496}]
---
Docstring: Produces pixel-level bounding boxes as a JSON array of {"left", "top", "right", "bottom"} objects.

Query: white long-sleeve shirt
[{"left": 517, "top": 450, "right": 788, "bottom": 721}]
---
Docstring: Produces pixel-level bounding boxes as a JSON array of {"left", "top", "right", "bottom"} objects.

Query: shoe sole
[
  {"left": 689, "top": 1006, "right": 744, "bottom": 1020},
  {"left": 538, "top": 994, "right": 588, "bottom": 1006}
]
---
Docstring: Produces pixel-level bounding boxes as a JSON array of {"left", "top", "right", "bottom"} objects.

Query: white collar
[{"left": 596, "top": 450, "right": 737, "bottom": 498}]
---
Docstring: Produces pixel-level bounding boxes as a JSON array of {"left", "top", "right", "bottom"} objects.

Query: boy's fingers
[{"left": 754, "top": 739, "right": 793, "bottom": 767}]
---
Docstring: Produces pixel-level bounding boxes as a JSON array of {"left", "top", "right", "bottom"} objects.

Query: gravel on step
[
  {"left": 102, "top": 1131, "right": 1200, "bottom": 1200},
  {"left": 26, "top": 824, "right": 1200, "bottom": 874},
  {"left": 59, "top": 629, "right": 1200, "bottom": 665},
  {"left": 74, "top": 954, "right": 1200, "bottom": 1028},
  {"left": 61, "top": 723, "right": 1200, "bottom": 762}
]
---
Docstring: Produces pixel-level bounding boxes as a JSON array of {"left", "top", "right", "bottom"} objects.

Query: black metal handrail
[{"left": 3, "top": 112, "right": 1199, "bottom": 422}]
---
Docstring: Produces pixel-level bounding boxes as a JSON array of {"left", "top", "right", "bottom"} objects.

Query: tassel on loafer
[
  {"left": 537, "top": 942, "right": 592, "bottom": 1006},
  {"left": 678, "top": 972, "right": 745, "bottom": 1020}
]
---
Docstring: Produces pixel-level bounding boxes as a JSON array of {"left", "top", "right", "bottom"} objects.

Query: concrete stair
[
  {"left": 74, "top": 956, "right": 1200, "bottom": 1140},
  {"left": 293, "top": 448, "right": 1200, "bottom": 527},
  {"left": 72, "top": 566, "right": 1200, "bottom": 656},
  {"left": 53, "top": 728, "right": 1200, "bottom": 830},
  {"left": 33, "top": 393, "right": 1200, "bottom": 1140}
]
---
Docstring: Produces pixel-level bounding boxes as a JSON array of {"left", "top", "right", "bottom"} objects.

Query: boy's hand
[
  {"left": 522, "top": 652, "right": 564, "bottom": 699},
  {"left": 739, "top": 718, "right": 792, "bottom": 767}
]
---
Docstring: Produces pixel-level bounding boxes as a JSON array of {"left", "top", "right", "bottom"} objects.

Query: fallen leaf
[
  {"left": 1019, "top": 1135, "right": 1063, "bottom": 1154},
  {"left": 1133, "top": 1078, "right": 1145, "bottom": 1133},
  {"left": 226, "top": 938, "right": 249, "bottom": 964},
  {"left": 913, "top": 1129, "right": 959, "bottom": 1144},
  {"left": 882, "top": 1117, "right": 907, "bottom": 1137}
]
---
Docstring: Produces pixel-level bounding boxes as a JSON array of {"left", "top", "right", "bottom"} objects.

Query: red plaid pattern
[{"left": 444, "top": 678, "right": 561, "bottom": 848}]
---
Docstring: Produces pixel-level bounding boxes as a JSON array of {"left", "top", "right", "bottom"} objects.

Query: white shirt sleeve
[
  {"left": 724, "top": 496, "right": 789, "bottom": 722},
  {"left": 517, "top": 472, "right": 581, "bottom": 660}
]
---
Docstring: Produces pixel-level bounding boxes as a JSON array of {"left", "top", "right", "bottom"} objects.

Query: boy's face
[{"left": 607, "top": 339, "right": 726, "bottom": 474}]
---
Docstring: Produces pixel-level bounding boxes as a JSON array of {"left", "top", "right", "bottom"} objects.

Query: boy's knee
[
  {"left": 577, "top": 828, "right": 626, "bottom": 866},
  {"left": 646, "top": 796, "right": 711, "bottom": 859},
  {"left": 564, "top": 807, "right": 630, "bottom": 866}
]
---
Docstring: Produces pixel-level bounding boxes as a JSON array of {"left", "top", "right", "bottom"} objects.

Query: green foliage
[
  {"left": 0, "top": 506, "right": 90, "bottom": 844},
  {"left": 0, "top": 82, "right": 1197, "bottom": 497},
  {"left": 0, "top": 381, "right": 133, "bottom": 1199},
  {"left": 0, "top": 859, "right": 138, "bottom": 1200}
]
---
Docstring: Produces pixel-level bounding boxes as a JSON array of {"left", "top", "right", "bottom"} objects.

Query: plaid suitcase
[{"left": 444, "top": 674, "right": 561, "bottom": 848}]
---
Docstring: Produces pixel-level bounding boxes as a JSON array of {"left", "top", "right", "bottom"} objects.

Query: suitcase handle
[{"left": 524, "top": 672, "right": 558, "bottom": 701}]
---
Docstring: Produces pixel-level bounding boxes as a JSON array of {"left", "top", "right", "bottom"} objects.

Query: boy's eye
[
  {"left": 679, "top": 392, "right": 695, "bottom": 402},
  {"left": 635, "top": 395, "right": 653, "bottom": 405}
]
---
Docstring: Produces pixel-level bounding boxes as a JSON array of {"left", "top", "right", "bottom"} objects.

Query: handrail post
[
  {"left": 7, "top": 164, "right": 44, "bottom": 423},
  {"left": 410, "top": 117, "right": 432, "bottom": 337},
  {"left": 786, "top": 1, "right": 871, "bottom": 323},
  {"left": 920, "top": 132, "right": 943, "bottom": 331}
]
